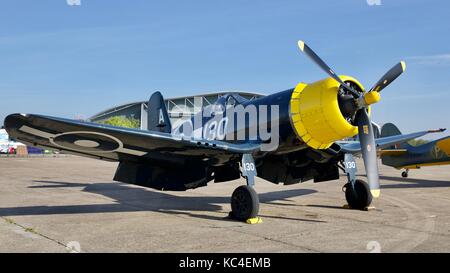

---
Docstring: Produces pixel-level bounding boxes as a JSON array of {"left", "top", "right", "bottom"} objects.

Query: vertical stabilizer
[
  {"left": 148, "top": 91, "right": 171, "bottom": 133},
  {"left": 381, "top": 123, "right": 402, "bottom": 137}
]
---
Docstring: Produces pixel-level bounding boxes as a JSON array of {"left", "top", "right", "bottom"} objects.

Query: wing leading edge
[
  {"left": 4, "top": 114, "right": 261, "bottom": 162},
  {"left": 339, "top": 129, "right": 445, "bottom": 154}
]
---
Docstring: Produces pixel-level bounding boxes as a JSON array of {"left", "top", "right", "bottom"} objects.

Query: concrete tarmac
[{"left": 0, "top": 156, "right": 449, "bottom": 252}]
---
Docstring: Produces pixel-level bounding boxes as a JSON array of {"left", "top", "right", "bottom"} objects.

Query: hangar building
[{"left": 89, "top": 91, "right": 264, "bottom": 130}]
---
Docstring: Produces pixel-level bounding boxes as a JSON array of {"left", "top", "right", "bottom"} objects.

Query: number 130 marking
[
  {"left": 244, "top": 163, "right": 255, "bottom": 171},
  {"left": 345, "top": 162, "right": 356, "bottom": 169}
]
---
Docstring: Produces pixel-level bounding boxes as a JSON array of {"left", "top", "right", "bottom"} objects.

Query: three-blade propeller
[{"left": 297, "top": 40, "right": 406, "bottom": 198}]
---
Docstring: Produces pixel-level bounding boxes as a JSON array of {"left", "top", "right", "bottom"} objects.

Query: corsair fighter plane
[{"left": 5, "top": 41, "right": 430, "bottom": 221}]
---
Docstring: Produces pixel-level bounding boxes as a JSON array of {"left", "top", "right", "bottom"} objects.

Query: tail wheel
[
  {"left": 230, "top": 185, "right": 259, "bottom": 221},
  {"left": 401, "top": 171, "right": 408, "bottom": 178},
  {"left": 344, "top": 179, "right": 373, "bottom": 210}
]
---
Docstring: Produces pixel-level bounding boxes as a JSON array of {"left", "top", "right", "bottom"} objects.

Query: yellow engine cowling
[{"left": 289, "top": 76, "right": 368, "bottom": 150}]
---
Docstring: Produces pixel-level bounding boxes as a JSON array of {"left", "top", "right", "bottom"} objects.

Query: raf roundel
[{"left": 50, "top": 131, "right": 122, "bottom": 153}]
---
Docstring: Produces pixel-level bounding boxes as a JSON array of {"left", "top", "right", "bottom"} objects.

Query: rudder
[
  {"left": 381, "top": 122, "right": 402, "bottom": 137},
  {"left": 148, "top": 91, "right": 171, "bottom": 133}
]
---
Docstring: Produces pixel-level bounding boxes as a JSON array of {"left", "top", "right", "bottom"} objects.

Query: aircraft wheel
[
  {"left": 230, "top": 185, "right": 259, "bottom": 221},
  {"left": 344, "top": 179, "right": 372, "bottom": 210},
  {"left": 401, "top": 171, "right": 408, "bottom": 178}
]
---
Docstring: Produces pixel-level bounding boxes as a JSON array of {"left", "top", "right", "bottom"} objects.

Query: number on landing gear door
[
  {"left": 244, "top": 162, "right": 255, "bottom": 171},
  {"left": 345, "top": 161, "right": 356, "bottom": 169}
]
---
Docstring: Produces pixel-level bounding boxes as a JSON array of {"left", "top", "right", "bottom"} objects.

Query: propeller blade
[
  {"left": 297, "top": 40, "right": 359, "bottom": 97},
  {"left": 356, "top": 109, "right": 380, "bottom": 198},
  {"left": 369, "top": 61, "right": 406, "bottom": 93}
]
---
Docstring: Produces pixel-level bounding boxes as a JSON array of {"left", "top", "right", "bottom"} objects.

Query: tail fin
[
  {"left": 381, "top": 123, "right": 412, "bottom": 149},
  {"left": 147, "top": 91, "right": 171, "bottom": 133},
  {"left": 381, "top": 123, "right": 402, "bottom": 137}
]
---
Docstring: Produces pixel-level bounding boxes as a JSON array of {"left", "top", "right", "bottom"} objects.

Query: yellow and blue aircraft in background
[{"left": 379, "top": 123, "right": 450, "bottom": 178}]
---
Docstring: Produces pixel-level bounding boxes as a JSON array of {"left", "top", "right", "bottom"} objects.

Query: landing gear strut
[
  {"left": 342, "top": 153, "right": 373, "bottom": 210},
  {"left": 401, "top": 169, "right": 409, "bottom": 178},
  {"left": 230, "top": 154, "right": 260, "bottom": 222}
]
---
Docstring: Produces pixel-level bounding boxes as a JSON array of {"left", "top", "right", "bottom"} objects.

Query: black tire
[
  {"left": 401, "top": 171, "right": 408, "bottom": 178},
  {"left": 230, "top": 185, "right": 259, "bottom": 221},
  {"left": 345, "top": 179, "right": 372, "bottom": 210}
]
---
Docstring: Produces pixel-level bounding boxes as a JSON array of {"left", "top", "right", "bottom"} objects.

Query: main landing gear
[
  {"left": 342, "top": 154, "right": 373, "bottom": 210},
  {"left": 230, "top": 154, "right": 261, "bottom": 222},
  {"left": 231, "top": 185, "right": 259, "bottom": 221},
  {"left": 401, "top": 169, "right": 409, "bottom": 178},
  {"left": 343, "top": 179, "right": 372, "bottom": 210}
]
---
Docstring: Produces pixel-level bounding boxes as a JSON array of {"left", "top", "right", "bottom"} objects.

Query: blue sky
[{"left": 1, "top": 0, "right": 449, "bottom": 139}]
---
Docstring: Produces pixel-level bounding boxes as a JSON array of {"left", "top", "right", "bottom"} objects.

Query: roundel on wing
[{"left": 52, "top": 132, "right": 121, "bottom": 153}]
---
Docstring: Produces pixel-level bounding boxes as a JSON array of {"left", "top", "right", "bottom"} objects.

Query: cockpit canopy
[
  {"left": 214, "top": 93, "right": 249, "bottom": 107},
  {"left": 201, "top": 93, "right": 251, "bottom": 116}
]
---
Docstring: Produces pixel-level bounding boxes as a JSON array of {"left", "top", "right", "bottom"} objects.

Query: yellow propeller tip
[
  {"left": 298, "top": 40, "right": 305, "bottom": 51},
  {"left": 400, "top": 61, "right": 406, "bottom": 72},
  {"left": 371, "top": 189, "right": 381, "bottom": 198}
]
